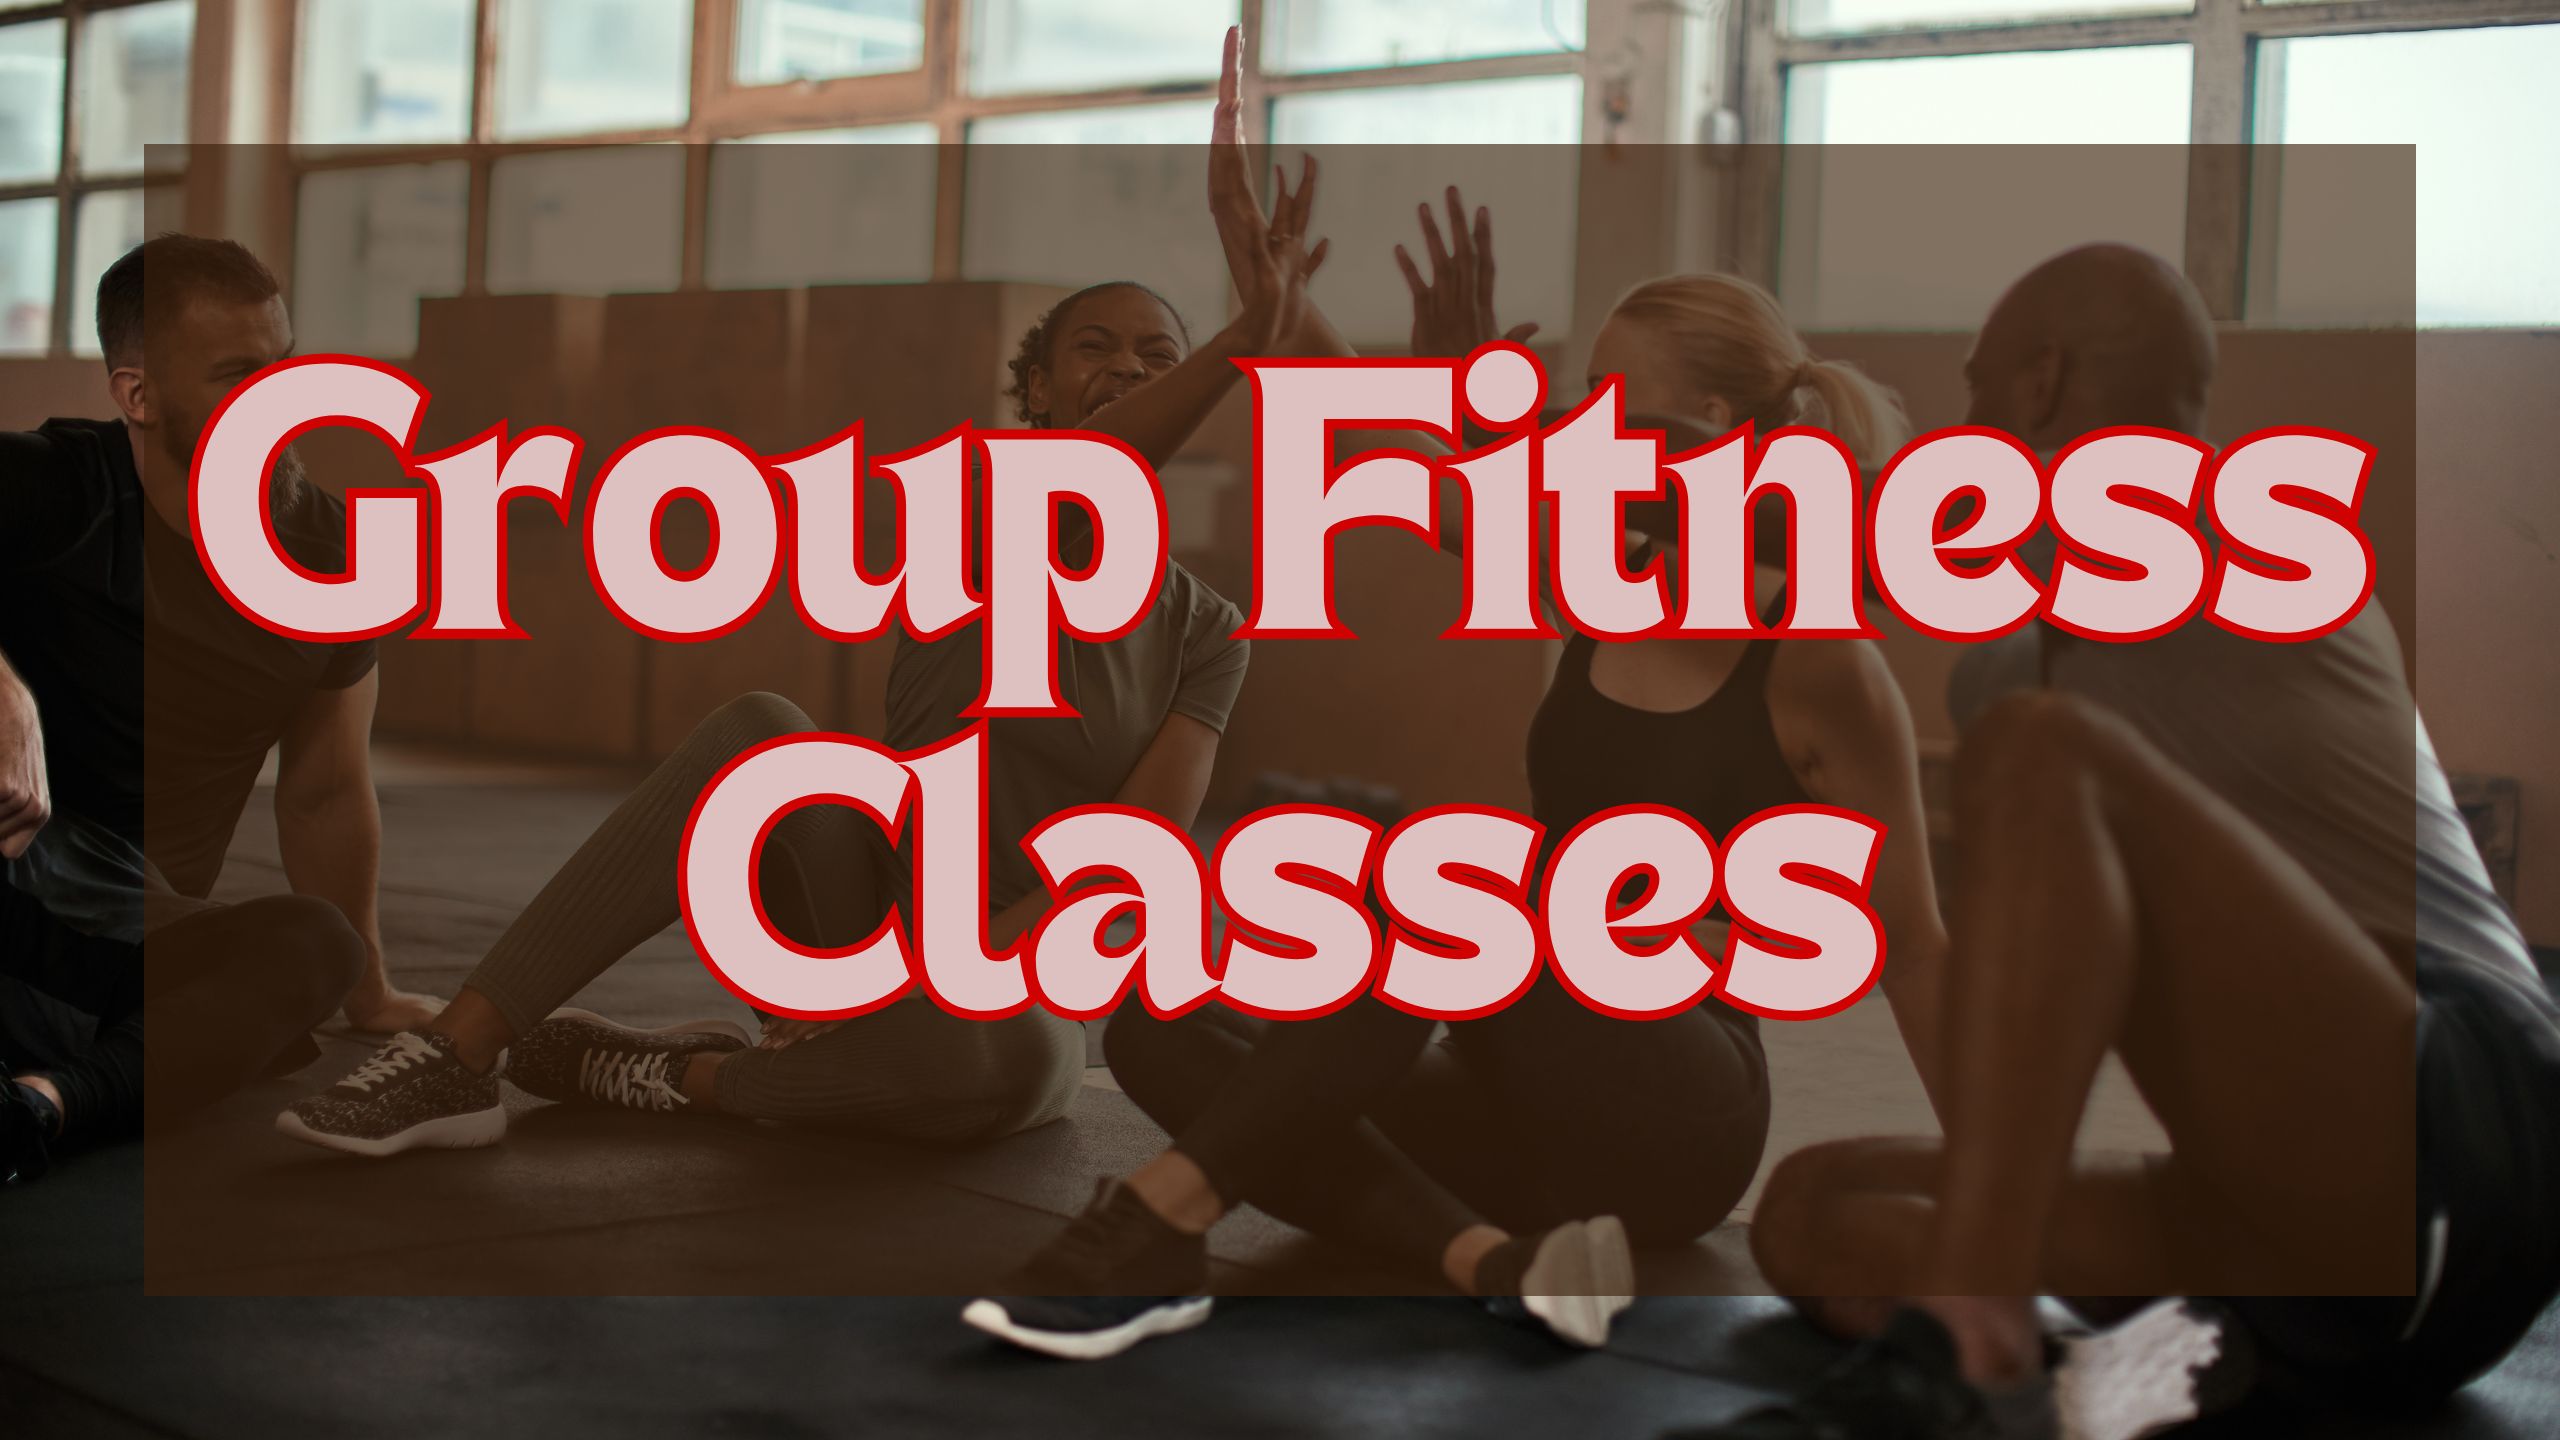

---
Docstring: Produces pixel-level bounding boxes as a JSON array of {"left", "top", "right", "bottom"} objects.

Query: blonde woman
[{"left": 972, "top": 200, "right": 1954, "bottom": 1361}]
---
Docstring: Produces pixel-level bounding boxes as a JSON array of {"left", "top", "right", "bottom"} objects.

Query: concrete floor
[{"left": 3, "top": 756, "right": 2555, "bottom": 1437}]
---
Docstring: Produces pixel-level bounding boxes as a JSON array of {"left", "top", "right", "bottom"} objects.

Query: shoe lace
[
  {"left": 579, "top": 1048, "right": 685, "bottom": 1112},
  {"left": 341, "top": 1033, "right": 439, "bottom": 1093}
]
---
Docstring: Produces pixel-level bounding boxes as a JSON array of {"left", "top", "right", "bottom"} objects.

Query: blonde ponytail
[
  {"left": 1792, "top": 356, "right": 1909, "bottom": 471},
  {"left": 1609, "top": 275, "right": 1910, "bottom": 471}
]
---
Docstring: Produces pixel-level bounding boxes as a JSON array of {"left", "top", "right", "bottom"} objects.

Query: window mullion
[
  {"left": 2184, "top": 0, "right": 2247, "bottom": 320},
  {"left": 52, "top": 1, "right": 81, "bottom": 354},
  {"left": 471, "top": 0, "right": 499, "bottom": 142}
]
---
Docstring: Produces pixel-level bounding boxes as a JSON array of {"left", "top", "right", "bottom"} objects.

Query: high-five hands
[
  {"left": 1210, "top": 25, "right": 1327, "bottom": 354},
  {"left": 1396, "top": 187, "right": 1540, "bottom": 358}
]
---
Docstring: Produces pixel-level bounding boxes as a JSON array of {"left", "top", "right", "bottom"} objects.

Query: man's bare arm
[{"left": 274, "top": 670, "right": 439, "bottom": 1031}]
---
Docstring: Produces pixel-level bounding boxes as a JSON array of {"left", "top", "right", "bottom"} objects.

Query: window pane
[
  {"left": 1266, "top": 0, "right": 1582, "bottom": 73},
  {"left": 1269, "top": 77, "right": 1581, "bottom": 346},
  {"left": 2253, "top": 25, "right": 2560, "bottom": 327},
  {"left": 487, "top": 147, "right": 686, "bottom": 294},
  {"left": 709, "top": 125, "right": 936, "bottom": 288},
  {"left": 965, "top": 103, "right": 1223, "bottom": 335},
  {"left": 77, "top": 0, "right": 193, "bottom": 175},
  {"left": 969, "top": 0, "right": 1236, "bottom": 97},
  {"left": 496, "top": 0, "right": 693, "bottom": 140},
  {"left": 71, "top": 188, "right": 168, "bottom": 357},
  {"left": 296, "top": 162, "right": 470, "bottom": 354},
  {"left": 1271, "top": 72, "right": 1583, "bottom": 144},
  {"left": 1785, "top": 0, "right": 2186, "bottom": 34},
  {"left": 735, "top": 0, "right": 923, "bottom": 84},
  {"left": 0, "top": 196, "right": 55, "bottom": 355},
  {"left": 1785, "top": 45, "right": 2190, "bottom": 145},
  {"left": 0, "top": 20, "right": 66, "bottom": 185},
  {"left": 1780, "top": 47, "right": 2191, "bottom": 328},
  {"left": 296, "top": 0, "right": 475, "bottom": 145}
]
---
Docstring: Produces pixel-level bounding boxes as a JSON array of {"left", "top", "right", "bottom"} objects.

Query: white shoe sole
[
  {"left": 273, "top": 1101, "right": 508, "bottom": 1158},
  {"left": 960, "top": 1296, "right": 1215, "bottom": 1360},
  {"left": 1520, "top": 1216, "right": 1638, "bottom": 1348},
  {"left": 2055, "top": 1298, "right": 2252, "bottom": 1440}
]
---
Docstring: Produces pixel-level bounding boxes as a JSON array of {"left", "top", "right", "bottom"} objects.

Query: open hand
[
  {"left": 1209, "top": 26, "right": 1328, "bottom": 354},
  {"left": 1395, "top": 186, "right": 1540, "bottom": 358}
]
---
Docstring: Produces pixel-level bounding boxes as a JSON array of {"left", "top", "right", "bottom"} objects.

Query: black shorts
[{"left": 2228, "top": 951, "right": 2560, "bottom": 1402}]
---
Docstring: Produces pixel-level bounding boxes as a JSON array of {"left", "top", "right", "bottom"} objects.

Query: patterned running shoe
[
  {"left": 275, "top": 1031, "right": 505, "bottom": 1158},
  {"left": 505, "top": 1008, "right": 750, "bottom": 1113}
]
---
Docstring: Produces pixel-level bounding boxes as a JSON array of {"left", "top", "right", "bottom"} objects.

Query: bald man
[{"left": 1680, "top": 246, "right": 2560, "bottom": 1439}]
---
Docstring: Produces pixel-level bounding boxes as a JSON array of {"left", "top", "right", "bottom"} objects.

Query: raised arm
[{"left": 1069, "top": 27, "right": 1325, "bottom": 469}]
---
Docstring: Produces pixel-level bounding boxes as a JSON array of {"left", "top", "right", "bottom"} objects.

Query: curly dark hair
[{"left": 1004, "top": 281, "right": 1192, "bottom": 426}]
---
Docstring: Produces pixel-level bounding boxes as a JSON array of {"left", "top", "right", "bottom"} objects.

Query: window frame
[
  {"left": 267, "top": 0, "right": 1593, "bottom": 329},
  {"left": 0, "top": 0, "right": 192, "bottom": 356},
  {"left": 1738, "top": 0, "right": 2560, "bottom": 325}
]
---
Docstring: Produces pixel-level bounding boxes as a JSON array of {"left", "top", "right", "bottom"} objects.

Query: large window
[
  {"left": 2252, "top": 22, "right": 2560, "bottom": 327},
  {"left": 294, "top": 0, "right": 476, "bottom": 146},
  {"left": 1780, "top": 45, "right": 2191, "bottom": 328},
  {"left": 268, "top": 1, "right": 1589, "bottom": 357},
  {"left": 1764, "top": 0, "right": 2560, "bottom": 328},
  {"left": 294, "top": 162, "right": 471, "bottom": 355},
  {"left": 707, "top": 124, "right": 937, "bottom": 289},
  {"left": 0, "top": 0, "right": 194, "bottom": 356},
  {"left": 967, "top": 0, "right": 1237, "bottom": 97},
  {"left": 734, "top": 0, "right": 923, "bottom": 85}
]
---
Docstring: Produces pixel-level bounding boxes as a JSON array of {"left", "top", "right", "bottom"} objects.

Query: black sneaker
[
  {"left": 962, "top": 1178, "right": 1213, "bottom": 1360},
  {"left": 2, "top": 1076, "right": 55, "bottom": 1186},
  {"left": 2051, "top": 1297, "right": 2255, "bottom": 1440},
  {"left": 1476, "top": 1216, "right": 1638, "bottom": 1348},
  {"left": 1668, "top": 1308, "right": 2059, "bottom": 1439},
  {"left": 275, "top": 1031, "right": 505, "bottom": 1157},
  {"left": 506, "top": 1008, "right": 750, "bottom": 1112}
]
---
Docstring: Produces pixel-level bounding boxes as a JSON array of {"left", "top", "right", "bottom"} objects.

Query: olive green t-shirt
[{"left": 886, "top": 558, "right": 1249, "bottom": 911}]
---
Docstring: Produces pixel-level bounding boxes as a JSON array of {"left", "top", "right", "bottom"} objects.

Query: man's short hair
[{"left": 94, "top": 234, "right": 281, "bottom": 370}]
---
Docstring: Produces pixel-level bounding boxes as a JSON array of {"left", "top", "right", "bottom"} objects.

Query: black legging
[
  {"left": 1105, "top": 968, "right": 1770, "bottom": 1271},
  {"left": 2, "top": 886, "right": 364, "bottom": 1140}
]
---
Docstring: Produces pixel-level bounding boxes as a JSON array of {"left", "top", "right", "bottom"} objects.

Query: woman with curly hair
[{"left": 275, "top": 28, "right": 1329, "bottom": 1165}]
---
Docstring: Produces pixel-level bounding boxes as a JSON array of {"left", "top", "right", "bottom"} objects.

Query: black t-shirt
[{"left": 0, "top": 417, "right": 376, "bottom": 905}]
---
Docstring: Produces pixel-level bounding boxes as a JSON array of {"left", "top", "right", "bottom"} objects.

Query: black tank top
[
  {"left": 1525, "top": 583, "right": 1809, "bottom": 1027},
  {"left": 1527, "top": 591, "right": 1808, "bottom": 841}
]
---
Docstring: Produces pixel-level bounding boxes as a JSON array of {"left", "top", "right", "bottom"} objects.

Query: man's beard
[{"left": 159, "top": 406, "right": 306, "bottom": 510}]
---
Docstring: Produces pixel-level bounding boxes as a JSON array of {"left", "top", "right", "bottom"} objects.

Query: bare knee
[
  {"left": 1753, "top": 1141, "right": 1867, "bottom": 1285},
  {"left": 1752, "top": 1138, "right": 1931, "bottom": 1292},
  {"left": 701, "top": 691, "right": 815, "bottom": 751},
  {"left": 242, "top": 894, "right": 367, "bottom": 1019},
  {"left": 1953, "top": 691, "right": 2135, "bottom": 816}
]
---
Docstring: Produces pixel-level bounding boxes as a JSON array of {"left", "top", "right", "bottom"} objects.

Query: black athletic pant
[
  {"left": 1105, "top": 970, "right": 1771, "bottom": 1271},
  {"left": 0, "top": 885, "right": 363, "bottom": 1140}
]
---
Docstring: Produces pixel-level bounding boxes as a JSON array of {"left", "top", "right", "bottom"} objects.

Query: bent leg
[
  {"left": 1926, "top": 692, "right": 2415, "bottom": 1297},
  {"left": 1105, "top": 1003, "right": 1490, "bottom": 1273},
  {"left": 1443, "top": 974, "right": 1770, "bottom": 1249},
  {"left": 715, "top": 1001, "right": 1083, "bottom": 1143},
  {"left": 459, "top": 692, "right": 827, "bottom": 1042},
  {"left": 140, "top": 894, "right": 366, "bottom": 1131}
]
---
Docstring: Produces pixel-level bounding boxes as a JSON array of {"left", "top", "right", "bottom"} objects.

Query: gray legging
[{"left": 463, "top": 692, "right": 1082, "bottom": 1144}]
